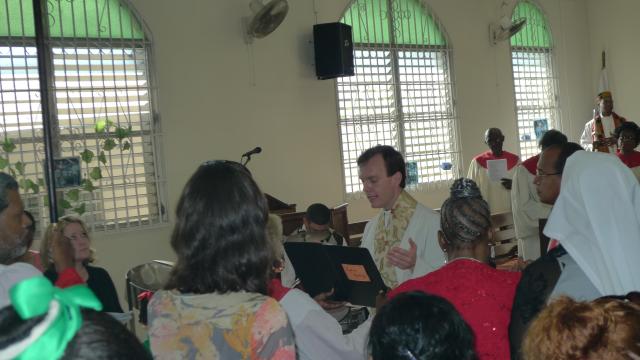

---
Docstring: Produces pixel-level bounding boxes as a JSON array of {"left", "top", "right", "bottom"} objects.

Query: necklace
[{"left": 446, "top": 256, "right": 484, "bottom": 264}]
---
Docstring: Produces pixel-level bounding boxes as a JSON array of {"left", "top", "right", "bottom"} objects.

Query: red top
[
  {"left": 522, "top": 154, "right": 539, "bottom": 176},
  {"left": 616, "top": 150, "right": 640, "bottom": 168},
  {"left": 389, "top": 259, "right": 521, "bottom": 360},
  {"left": 474, "top": 151, "right": 520, "bottom": 170},
  {"left": 268, "top": 278, "right": 291, "bottom": 301},
  {"left": 54, "top": 268, "right": 84, "bottom": 288}
]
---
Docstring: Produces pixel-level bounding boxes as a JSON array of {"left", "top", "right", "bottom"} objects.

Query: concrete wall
[
  {"left": 87, "top": 0, "right": 598, "bottom": 307},
  {"left": 586, "top": 0, "right": 640, "bottom": 125}
]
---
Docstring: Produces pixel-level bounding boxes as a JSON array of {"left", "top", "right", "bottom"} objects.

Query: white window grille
[
  {"left": 0, "top": 0, "right": 166, "bottom": 232},
  {"left": 510, "top": 0, "right": 560, "bottom": 159},
  {"left": 337, "top": 0, "right": 460, "bottom": 195}
]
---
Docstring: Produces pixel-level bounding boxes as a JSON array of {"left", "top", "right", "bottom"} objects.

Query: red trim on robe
[
  {"left": 268, "top": 278, "right": 291, "bottom": 301},
  {"left": 474, "top": 151, "right": 520, "bottom": 170},
  {"left": 616, "top": 150, "right": 640, "bottom": 169},
  {"left": 522, "top": 154, "right": 539, "bottom": 176}
]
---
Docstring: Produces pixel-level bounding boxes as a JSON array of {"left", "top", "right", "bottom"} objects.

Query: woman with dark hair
[
  {"left": 369, "top": 291, "right": 477, "bottom": 360},
  {"left": 614, "top": 121, "right": 640, "bottom": 181},
  {"left": 523, "top": 296, "right": 640, "bottom": 360},
  {"left": 147, "top": 161, "right": 295, "bottom": 359},
  {"left": 388, "top": 178, "right": 521, "bottom": 360}
]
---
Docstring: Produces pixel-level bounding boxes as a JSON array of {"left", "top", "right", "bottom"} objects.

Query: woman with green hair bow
[{"left": 0, "top": 276, "right": 149, "bottom": 359}]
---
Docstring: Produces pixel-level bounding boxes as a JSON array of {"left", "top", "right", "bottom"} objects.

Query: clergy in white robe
[
  {"left": 467, "top": 150, "right": 520, "bottom": 214},
  {"left": 357, "top": 145, "right": 444, "bottom": 289},
  {"left": 361, "top": 201, "right": 443, "bottom": 288},
  {"left": 579, "top": 91, "right": 626, "bottom": 152},
  {"left": 467, "top": 128, "right": 520, "bottom": 214},
  {"left": 510, "top": 154, "right": 552, "bottom": 260}
]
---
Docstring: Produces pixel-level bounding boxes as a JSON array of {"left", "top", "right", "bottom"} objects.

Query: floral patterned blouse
[{"left": 148, "top": 290, "right": 296, "bottom": 360}]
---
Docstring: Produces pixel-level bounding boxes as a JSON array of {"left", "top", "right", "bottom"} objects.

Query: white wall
[
  {"left": 91, "top": 0, "right": 596, "bottom": 307},
  {"left": 587, "top": 0, "right": 640, "bottom": 126}
]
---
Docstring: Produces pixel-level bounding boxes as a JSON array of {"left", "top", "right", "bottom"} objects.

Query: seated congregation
[{"left": 1, "top": 124, "right": 640, "bottom": 359}]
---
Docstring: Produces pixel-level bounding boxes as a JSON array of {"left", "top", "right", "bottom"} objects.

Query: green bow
[{"left": 8, "top": 276, "right": 103, "bottom": 360}]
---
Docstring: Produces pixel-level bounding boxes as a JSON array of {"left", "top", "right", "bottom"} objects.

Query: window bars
[
  {"left": 510, "top": 0, "right": 560, "bottom": 160},
  {"left": 337, "top": 0, "right": 460, "bottom": 194},
  {"left": 0, "top": 0, "right": 166, "bottom": 232}
]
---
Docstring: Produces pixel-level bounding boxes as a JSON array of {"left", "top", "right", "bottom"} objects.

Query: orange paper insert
[{"left": 341, "top": 264, "right": 371, "bottom": 282}]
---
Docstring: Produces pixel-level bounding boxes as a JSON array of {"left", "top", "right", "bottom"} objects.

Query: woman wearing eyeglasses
[
  {"left": 387, "top": 178, "right": 521, "bottom": 360},
  {"left": 147, "top": 161, "right": 295, "bottom": 359}
]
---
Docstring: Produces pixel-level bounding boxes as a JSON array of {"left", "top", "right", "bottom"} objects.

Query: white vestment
[
  {"left": 510, "top": 162, "right": 552, "bottom": 260},
  {"left": 361, "top": 203, "right": 444, "bottom": 287},
  {"left": 580, "top": 115, "right": 617, "bottom": 152},
  {"left": 632, "top": 166, "right": 640, "bottom": 182},
  {"left": 544, "top": 151, "right": 640, "bottom": 295},
  {"left": 279, "top": 289, "right": 370, "bottom": 360},
  {"left": 467, "top": 157, "right": 519, "bottom": 214}
]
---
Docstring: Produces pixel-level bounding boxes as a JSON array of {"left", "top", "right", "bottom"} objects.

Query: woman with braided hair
[{"left": 388, "top": 178, "right": 521, "bottom": 360}]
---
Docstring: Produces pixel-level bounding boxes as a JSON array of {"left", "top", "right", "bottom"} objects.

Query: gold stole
[
  {"left": 594, "top": 114, "right": 625, "bottom": 153},
  {"left": 373, "top": 190, "right": 417, "bottom": 288}
]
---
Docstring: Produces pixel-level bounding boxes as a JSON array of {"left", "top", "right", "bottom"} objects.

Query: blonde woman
[{"left": 41, "top": 216, "right": 123, "bottom": 313}]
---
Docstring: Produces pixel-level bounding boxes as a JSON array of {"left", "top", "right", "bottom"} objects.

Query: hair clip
[{"left": 402, "top": 348, "right": 417, "bottom": 360}]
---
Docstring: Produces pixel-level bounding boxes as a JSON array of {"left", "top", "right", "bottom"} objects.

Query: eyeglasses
[{"left": 535, "top": 170, "right": 561, "bottom": 177}]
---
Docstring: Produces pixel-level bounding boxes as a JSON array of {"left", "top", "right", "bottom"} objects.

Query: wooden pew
[
  {"left": 346, "top": 220, "right": 368, "bottom": 247},
  {"left": 491, "top": 211, "right": 518, "bottom": 262}
]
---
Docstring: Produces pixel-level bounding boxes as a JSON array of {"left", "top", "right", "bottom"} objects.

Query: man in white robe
[
  {"left": 579, "top": 91, "right": 626, "bottom": 152},
  {"left": 467, "top": 128, "right": 520, "bottom": 214},
  {"left": 510, "top": 130, "right": 566, "bottom": 260},
  {"left": 358, "top": 145, "right": 443, "bottom": 289}
]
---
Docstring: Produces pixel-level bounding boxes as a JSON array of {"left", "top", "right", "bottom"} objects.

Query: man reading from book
[{"left": 357, "top": 146, "right": 444, "bottom": 289}]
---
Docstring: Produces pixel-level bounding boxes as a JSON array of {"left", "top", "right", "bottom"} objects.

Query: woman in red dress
[{"left": 388, "top": 178, "right": 521, "bottom": 360}]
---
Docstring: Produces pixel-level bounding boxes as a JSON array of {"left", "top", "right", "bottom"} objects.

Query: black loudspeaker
[{"left": 313, "top": 22, "right": 354, "bottom": 80}]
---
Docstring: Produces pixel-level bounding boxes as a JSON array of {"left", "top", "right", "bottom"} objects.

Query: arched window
[
  {"left": 337, "top": 0, "right": 460, "bottom": 194},
  {"left": 510, "top": 0, "right": 560, "bottom": 159},
  {"left": 0, "top": 0, "right": 166, "bottom": 231}
]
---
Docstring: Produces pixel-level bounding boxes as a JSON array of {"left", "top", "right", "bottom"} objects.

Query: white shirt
[
  {"left": 279, "top": 289, "right": 370, "bottom": 360},
  {"left": 510, "top": 162, "right": 552, "bottom": 260},
  {"left": 467, "top": 157, "right": 519, "bottom": 214},
  {"left": 361, "top": 202, "right": 444, "bottom": 286},
  {"left": 0, "top": 262, "right": 41, "bottom": 308}
]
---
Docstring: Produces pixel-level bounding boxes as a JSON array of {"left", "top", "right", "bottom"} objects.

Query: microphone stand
[{"left": 241, "top": 155, "right": 252, "bottom": 166}]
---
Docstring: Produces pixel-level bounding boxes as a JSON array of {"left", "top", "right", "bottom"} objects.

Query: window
[
  {"left": 337, "top": 0, "right": 460, "bottom": 194},
  {"left": 510, "top": 0, "right": 560, "bottom": 159},
  {"left": 0, "top": 0, "right": 166, "bottom": 231}
]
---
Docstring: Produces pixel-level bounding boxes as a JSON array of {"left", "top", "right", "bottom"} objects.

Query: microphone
[{"left": 241, "top": 146, "right": 262, "bottom": 158}]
